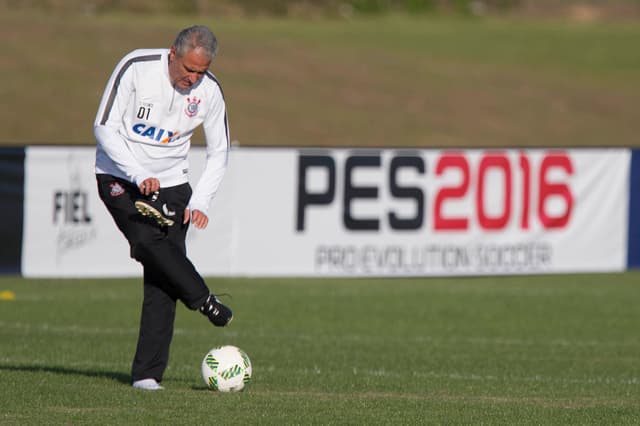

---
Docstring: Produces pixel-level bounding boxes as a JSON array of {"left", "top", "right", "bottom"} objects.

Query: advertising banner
[
  {"left": 21, "top": 146, "right": 630, "bottom": 277},
  {"left": 230, "top": 148, "right": 630, "bottom": 276},
  {"left": 21, "top": 146, "right": 233, "bottom": 277}
]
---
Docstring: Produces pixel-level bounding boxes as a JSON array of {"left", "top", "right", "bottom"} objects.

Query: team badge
[
  {"left": 109, "top": 182, "right": 125, "bottom": 197},
  {"left": 185, "top": 96, "right": 201, "bottom": 118}
]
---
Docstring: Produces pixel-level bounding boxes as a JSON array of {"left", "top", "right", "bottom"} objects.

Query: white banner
[
  {"left": 22, "top": 147, "right": 630, "bottom": 277},
  {"left": 227, "top": 148, "right": 630, "bottom": 276},
  {"left": 21, "top": 146, "right": 233, "bottom": 277}
]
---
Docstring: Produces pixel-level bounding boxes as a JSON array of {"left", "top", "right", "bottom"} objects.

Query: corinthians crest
[{"left": 185, "top": 96, "right": 201, "bottom": 117}]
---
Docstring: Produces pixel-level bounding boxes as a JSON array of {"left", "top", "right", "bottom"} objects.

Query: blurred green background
[{"left": 1, "top": 0, "right": 639, "bottom": 147}]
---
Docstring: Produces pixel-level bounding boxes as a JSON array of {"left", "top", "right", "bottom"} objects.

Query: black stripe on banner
[
  {"left": 99, "top": 54, "right": 161, "bottom": 125},
  {"left": 0, "top": 147, "right": 25, "bottom": 274}
]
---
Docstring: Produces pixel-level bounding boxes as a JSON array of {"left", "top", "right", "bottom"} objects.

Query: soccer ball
[{"left": 201, "top": 345, "right": 252, "bottom": 392}]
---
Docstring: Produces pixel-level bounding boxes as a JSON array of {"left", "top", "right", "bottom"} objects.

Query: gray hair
[{"left": 173, "top": 25, "right": 218, "bottom": 60}]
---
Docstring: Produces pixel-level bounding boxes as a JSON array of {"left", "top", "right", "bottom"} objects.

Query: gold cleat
[{"left": 134, "top": 200, "right": 175, "bottom": 227}]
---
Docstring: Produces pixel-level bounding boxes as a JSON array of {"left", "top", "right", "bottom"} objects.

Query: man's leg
[
  {"left": 96, "top": 175, "right": 210, "bottom": 309},
  {"left": 131, "top": 268, "right": 177, "bottom": 383},
  {"left": 132, "top": 182, "right": 232, "bottom": 325}
]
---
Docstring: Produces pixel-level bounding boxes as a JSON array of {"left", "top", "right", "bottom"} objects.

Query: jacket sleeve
[
  {"left": 188, "top": 89, "right": 230, "bottom": 214},
  {"left": 93, "top": 54, "right": 153, "bottom": 186}
]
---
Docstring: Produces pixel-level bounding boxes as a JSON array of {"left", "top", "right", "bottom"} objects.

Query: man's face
[{"left": 168, "top": 46, "right": 211, "bottom": 90}]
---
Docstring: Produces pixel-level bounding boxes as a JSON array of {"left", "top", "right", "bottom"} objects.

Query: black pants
[{"left": 96, "top": 174, "right": 210, "bottom": 382}]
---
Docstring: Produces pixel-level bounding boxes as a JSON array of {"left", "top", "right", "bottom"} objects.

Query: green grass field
[
  {"left": 1, "top": 274, "right": 639, "bottom": 424},
  {"left": 1, "top": 10, "right": 639, "bottom": 148},
  {"left": 1, "top": 7, "right": 639, "bottom": 425}
]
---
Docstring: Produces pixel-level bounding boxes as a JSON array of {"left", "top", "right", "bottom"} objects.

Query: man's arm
[
  {"left": 94, "top": 52, "right": 154, "bottom": 188},
  {"left": 186, "top": 84, "right": 230, "bottom": 228}
]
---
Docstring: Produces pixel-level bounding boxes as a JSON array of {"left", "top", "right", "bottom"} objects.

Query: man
[{"left": 94, "top": 25, "right": 232, "bottom": 391}]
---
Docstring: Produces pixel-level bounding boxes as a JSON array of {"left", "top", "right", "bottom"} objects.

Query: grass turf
[
  {"left": 2, "top": 8, "right": 639, "bottom": 425},
  {"left": 1, "top": 273, "right": 638, "bottom": 424},
  {"left": 1, "top": 11, "right": 639, "bottom": 148}
]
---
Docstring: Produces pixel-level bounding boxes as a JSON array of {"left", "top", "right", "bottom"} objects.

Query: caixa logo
[
  {"left": 132, "top": 123, "right": 180, "bottom": 144},
  {"left": 296, "top": 151, "right": 574, "bottom": 232}
]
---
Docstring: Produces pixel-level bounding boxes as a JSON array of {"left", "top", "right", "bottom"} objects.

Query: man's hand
[
  {"left": 184, "top": 208, "right": 209, "bottom": 229},
  {"left": 139, "top": 178, "right": 160, "bottom": 196}
]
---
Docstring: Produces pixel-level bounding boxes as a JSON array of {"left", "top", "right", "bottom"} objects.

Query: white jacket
[{"left": 94, "top": 48, "right": 229, "bottom": 213}]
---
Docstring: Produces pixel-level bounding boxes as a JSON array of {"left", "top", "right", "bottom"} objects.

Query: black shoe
[
  {"left": 200, "top": 294, "right": 233, "bottom": 327},
  {"left": 134, "top": 199, "right": 175, "bottom": 227}
]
